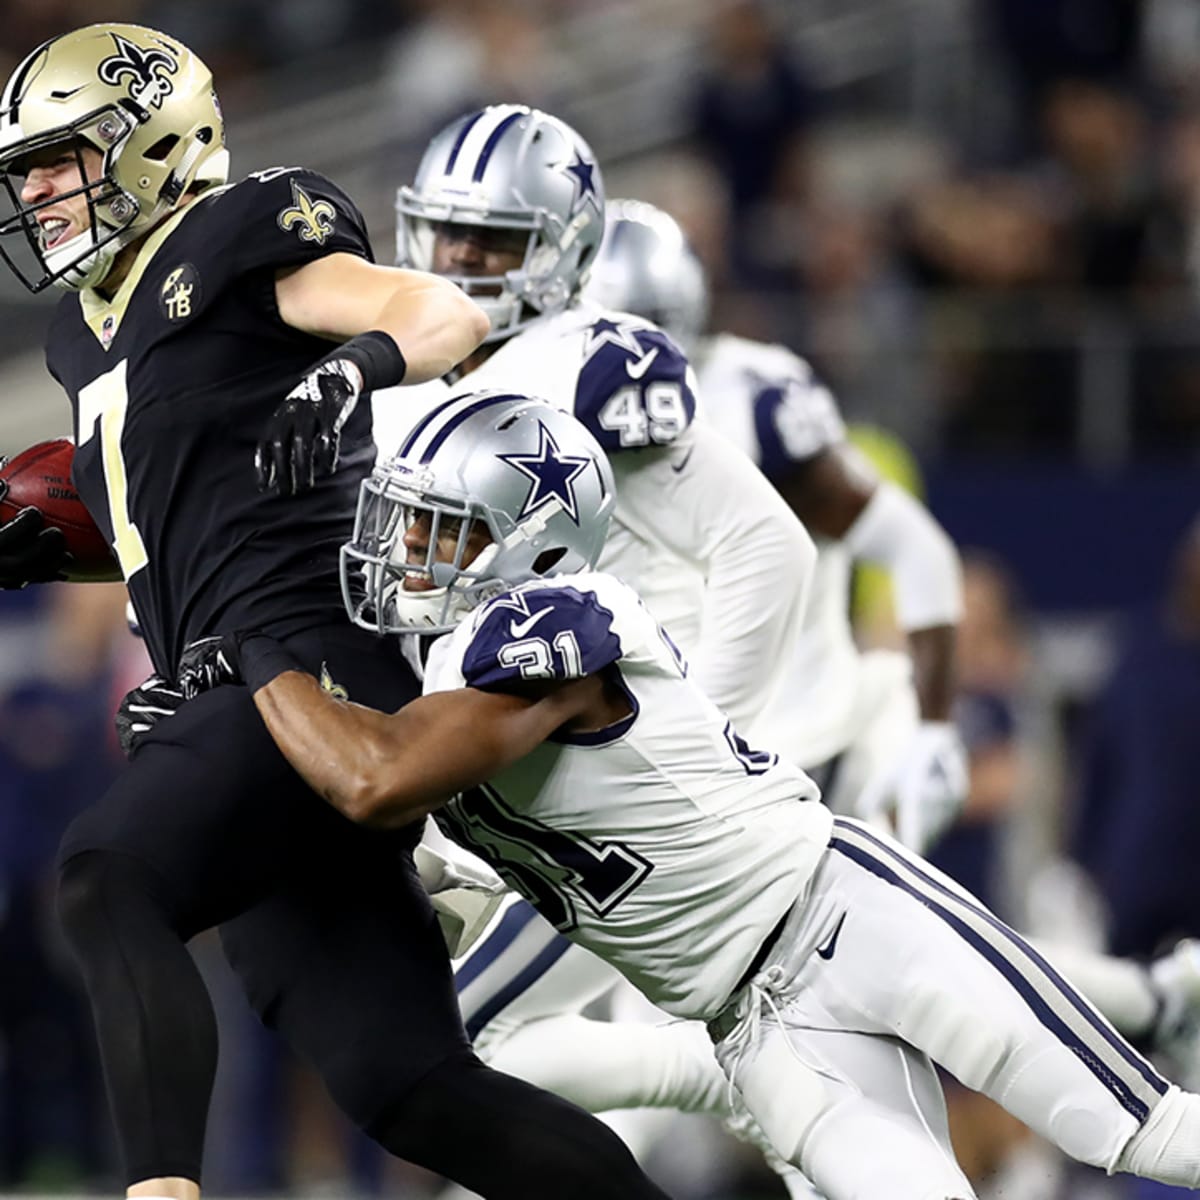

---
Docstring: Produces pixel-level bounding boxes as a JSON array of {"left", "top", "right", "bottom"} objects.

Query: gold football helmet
[{"left": 0, "top": 23, "right": 228, "bottom": 291}]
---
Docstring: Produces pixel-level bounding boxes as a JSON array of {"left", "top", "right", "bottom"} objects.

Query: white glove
[
  {"left": 858, "top": 721, "right": 969, "bottom": 854},
  {"left": 414, "top": 836, "right": 504, "bottom": 896},
  {"left": 414, "top": 822, "right": 509, "bottom": 957}
]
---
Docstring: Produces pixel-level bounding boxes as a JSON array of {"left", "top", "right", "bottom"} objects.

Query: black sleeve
[{"left": 210, "top": 167, "right": 375, "bottom": 277}]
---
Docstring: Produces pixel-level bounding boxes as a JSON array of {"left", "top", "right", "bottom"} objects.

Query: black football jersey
[{"left": 46, "top": 168, "right": 381, "bottom": 675}]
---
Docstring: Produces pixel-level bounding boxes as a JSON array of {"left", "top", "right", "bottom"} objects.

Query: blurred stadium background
[{"left": 0, "top": 0, "right": 1198, "bottom": 1197}]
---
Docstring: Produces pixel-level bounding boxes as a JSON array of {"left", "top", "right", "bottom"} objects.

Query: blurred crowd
[
  {"left": 3, "top": 0, "right": 1200, "bottom": 459},
  {"left": 0, "top": 1, "right": 1198, "bottom": 1198},
  {"left": 671, "top": 0, "right": 1200, "bottom": 459}
]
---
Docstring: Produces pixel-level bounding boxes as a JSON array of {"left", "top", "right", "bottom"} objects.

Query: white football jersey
[
  {"left": 373, "top": 304, "right": 812, "bottom": 735},
  {"left": 373, "top": 300, "right": 696, "bottom": 624},
  {"left": 692, "top": 332, "right": 877, "bottom": 765},
  {"left": 423, "top": 571, "right": 831, "bottom": 1020}
]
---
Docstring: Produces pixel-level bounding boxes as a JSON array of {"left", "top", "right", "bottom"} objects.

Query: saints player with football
[
  {"left": 175, "top": 390, "right": 1200, "bottom": 1200},
  {"left": 0, "top": 24, "right": 674, "bottom": 1200}
]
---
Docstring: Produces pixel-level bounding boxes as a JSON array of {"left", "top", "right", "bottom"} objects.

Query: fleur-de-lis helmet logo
[
  {"left": 277, "top": 179, "right": 337, "bottom": 246},
  {"left": 98, "top": 33, "right": 178, "bottom": 110}
]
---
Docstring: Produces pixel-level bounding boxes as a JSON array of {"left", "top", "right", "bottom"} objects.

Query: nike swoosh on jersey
[
  {"left": 625, "top": 348, "right": 659, "bottom": 379},
  {"left": 671, "top": 449, "right": 694, "bottom": 473},
  {"left": 816, "top": 912, "right": 847, "bottom": 960},
  {"left": 509, "top": 607, "right": 552, "bottom": 638}
]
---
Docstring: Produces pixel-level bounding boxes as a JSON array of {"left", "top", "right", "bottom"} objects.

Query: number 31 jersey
[{"left": 423, "top": 571, "right": 832, "bottom": 1021}]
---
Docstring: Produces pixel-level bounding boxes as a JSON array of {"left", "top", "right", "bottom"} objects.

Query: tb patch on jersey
[
  {"left": 462, "top": 585, "right": 622, "bottom": 690},
  {"left": 575, "top": 316, "right": 695, "bottom": 452},
  {"left": 158, "top": 263, "right": 201, "bottom": 323}
]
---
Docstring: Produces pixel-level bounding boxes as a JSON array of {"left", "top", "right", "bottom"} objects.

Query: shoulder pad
[
  {"left": 461, "top": 584, "right": 622, "bottom": 690},
  {"left": 574, "top": 315, "right": 696, "bottom": 453},
  {"left": 748, "top": 363, "right": 845, "bottom": 481}
]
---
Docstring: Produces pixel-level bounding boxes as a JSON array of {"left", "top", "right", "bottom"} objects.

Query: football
[{"left": 0, "top": 438, "right": 119, "bottom": 580}]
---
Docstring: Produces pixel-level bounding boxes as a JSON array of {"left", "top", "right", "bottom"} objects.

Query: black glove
[
  {"left": 0, "top": 488, "right": 70, "bottom": 588},
  {"left": 178, "top": 633, "right": 244, "bottom": 700},
  {"left": 255, "top": 358, "right": 362, "bottom": 496},
  {"left": 114, "top": 674, "right": 185, "bottom": 757},
  {"left": 178, "top": 630, "right": 302, "bottom": 699}
]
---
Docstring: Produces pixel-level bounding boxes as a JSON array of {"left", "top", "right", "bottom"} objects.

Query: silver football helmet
[
  {"left": 342, "top": 391, "right": 616, "bottom": 635},
  {"left": 583, "top": 199, "right": 708, "bottom": 349},
  {"left": 0, "top": 23, "right": 228, "bottom": 292},
  {"left": 396, "top": 104, "right": 606, "bottom": 342}
]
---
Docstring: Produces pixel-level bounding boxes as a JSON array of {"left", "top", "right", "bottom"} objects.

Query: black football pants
[{"left": 57, "top": 622, "right": 670, "bottom": 1199}]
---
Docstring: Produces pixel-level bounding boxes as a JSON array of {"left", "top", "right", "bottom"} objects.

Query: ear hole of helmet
[
  {"left": 143, "top": 134, "right": 179, "bottom": 162},
  {"left": 533, "top": 547, "right": 567, "bottom": 575}
]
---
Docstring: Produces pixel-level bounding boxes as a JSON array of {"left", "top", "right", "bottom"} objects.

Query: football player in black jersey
[{"left": 0, "top": 23, "right": 673, "bottom": 1200}]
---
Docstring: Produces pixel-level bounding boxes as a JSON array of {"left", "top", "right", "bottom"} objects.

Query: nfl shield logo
[{"left": 101, "top": 315, "right": 116, "bottom": 349}]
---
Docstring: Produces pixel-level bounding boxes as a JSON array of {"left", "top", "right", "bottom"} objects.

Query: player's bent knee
[
  {"left": 57, "top": 849, "right": 177, "bottom": 955},
  {"left": 366, "top": 1051, "right": 665, "bottom": 1198},
  {"left": 317, "top": 1044, "right": 474, "bottom": 1138},
  {"left": 362, "top": 1050, "right": 518, "bottom": 1152}
]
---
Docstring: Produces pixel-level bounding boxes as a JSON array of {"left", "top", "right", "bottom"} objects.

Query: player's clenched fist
[{"left": 178, "top": 630, "right": 299, "bottom": 700}]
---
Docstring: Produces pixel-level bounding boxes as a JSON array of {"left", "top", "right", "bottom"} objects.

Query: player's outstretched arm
[
  {"left": 253, "top": 670, "right": 597, "bottom": 826},
  {"left": 258, "top": 256, "right": 490, "bottom": 495},
  {"left": 178, "top": 631, "right": 609, "bottom": 821},
  {"left": 275, "top": 253, "right": 490, "bottom": 384}
]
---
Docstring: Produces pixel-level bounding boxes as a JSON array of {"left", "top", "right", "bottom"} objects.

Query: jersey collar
[{"left": 78, "top": 201, "right": 201, "bottom": 349}]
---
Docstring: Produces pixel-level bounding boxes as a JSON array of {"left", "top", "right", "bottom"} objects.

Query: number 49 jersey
[
  {"left": 374, "top": 300, "right": 696, "bottom": 456},
  {"left": 423, "top": 571, "right": 832, "bottom": 1021}
]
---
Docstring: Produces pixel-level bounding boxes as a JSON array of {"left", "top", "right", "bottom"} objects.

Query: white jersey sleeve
[
  {"left": 424, "top": 572, "right": 832, "bottom": 1020},
  {"left": 600, "top": 422, "right": 816, "bottom": 736},
  {"left": 688, "top": 332, "right": 875, "bottom": 766}
]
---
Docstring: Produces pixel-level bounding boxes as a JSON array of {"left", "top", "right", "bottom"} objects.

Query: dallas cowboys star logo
[
  {"left": 581, "top": 315, "right": 646, "bottom": 364},
  {"left": 498, "top": 422, "right": 591, "bottom": 525},
  {"left": 561, "top": 151, "right": 601, "bottom": 216}
]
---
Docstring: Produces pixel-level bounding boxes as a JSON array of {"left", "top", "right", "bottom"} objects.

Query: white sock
[{"left": 1116, "top": 1085, "right": 1200, "bottom": 1187}]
